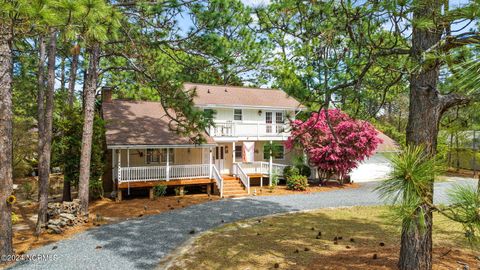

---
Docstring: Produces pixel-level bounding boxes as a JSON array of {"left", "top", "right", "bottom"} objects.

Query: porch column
[
  {"left": 166, "top": 148, "right": 170, "bottom": 181},
  {"left": 127, "top": 149, "right": 130, "bottom": 167},
  {"left": 117, "top": 149, "right": 121, "bottom": 182},
  {"left": 112, "top": 150, "right": 115, "bottom": 184},
  {"left": 209, "top": 147, "right": 213, "bottom": 178},
  {"left": 269, "top": 140, "right": 273, "bottom": 186}
]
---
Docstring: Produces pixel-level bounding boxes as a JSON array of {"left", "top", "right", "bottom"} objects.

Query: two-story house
[{"left": 102, "top": 83, "right": 305, "bottom": 200}]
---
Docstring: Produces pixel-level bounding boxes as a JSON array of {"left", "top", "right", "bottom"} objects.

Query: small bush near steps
[
  {"left": 153, "top": 184, "right": 167, "bottom": 198},
  {"left": 286, "top": 175, "right": 309, "bottom": 191}
]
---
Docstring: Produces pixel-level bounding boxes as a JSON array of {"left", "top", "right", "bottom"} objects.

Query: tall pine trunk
[
  {"left": 0, "top": 19, "right": 14, "bottom": 258},
  {"left": 68, "top": 44, "right": 79, "bottom": 107},
  {"left": 78, "top": 43, "right": 100, "bottom": 216},
  {"left": 400, "top": 0, "right": 467, "bottom": 269},
  {"left": 36, "top": 30, "right": 57, "bottom": 235},
  {"left": 62, "top": 44, "right": 80, "bottom": 202}
]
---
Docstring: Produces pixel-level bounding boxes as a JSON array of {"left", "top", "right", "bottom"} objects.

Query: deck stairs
[{"left": 221, "top": 175, "right": 249, "bottom": 197}]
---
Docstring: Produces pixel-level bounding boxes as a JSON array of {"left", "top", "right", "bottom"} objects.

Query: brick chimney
[{"left": 102, "top": 86, "right": 113, "bottom": 103}]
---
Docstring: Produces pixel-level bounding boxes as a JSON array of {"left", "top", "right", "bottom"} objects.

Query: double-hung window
[{"left": 234, "top": 109, "right": 243, "bottom": 121}]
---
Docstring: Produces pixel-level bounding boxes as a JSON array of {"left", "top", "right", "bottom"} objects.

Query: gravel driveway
[{"left": 9, "top": 178, "right": 476, "bottom": 270}]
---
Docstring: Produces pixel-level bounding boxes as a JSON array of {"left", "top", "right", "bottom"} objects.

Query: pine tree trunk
[
  {"left": 68, "top": 45, "right": 79, "bottom": 108},
  {"left": 0, "top": 19, "right": 14, "bottom": 259},
  {"left": 62, "top": 45, "right": 79, "bottom": 201},
  {"left": 36, "top": 30, "right": 56, "bottom": 235},
  {"left": 78, "top": 43, "right": 100, "bottom": 216},
  {"left": 400, "top": 1, "right": 444, "bottom": 269}
]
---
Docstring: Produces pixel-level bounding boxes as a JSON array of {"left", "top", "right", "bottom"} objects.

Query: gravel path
[{"left": 9, "top": 178, "right": 476, "bottom": 270}]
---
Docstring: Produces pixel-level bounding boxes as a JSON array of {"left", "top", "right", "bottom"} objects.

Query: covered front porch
[{"left": 109, "top": 144, "right": 288, "bottom": 200}]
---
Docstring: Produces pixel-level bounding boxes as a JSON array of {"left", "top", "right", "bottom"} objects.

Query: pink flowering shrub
[{"left": 285, "top": 109, "right": 382, "bottom": 180}]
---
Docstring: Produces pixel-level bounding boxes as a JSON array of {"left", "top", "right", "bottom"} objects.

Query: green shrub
[
  {"left": 21, "top": 182, "right": 34, "bottom": 200},
  {"left": 174, "top": 187, "right": 187, "bottom": 196},
  {"left": 154, "top": 184, "right": 167, "bottom": 197},
  {"left": 283, "top": 166, "right": 299, "bottom": 180},
  {"left": 296, "top": 165, "right": 311, "bottom": 177},
  {"left": 286, "top": 175, "right": 308, "bottom": 191},
  {"left": 89, "top": 177, "right": 104, "bottom": 199},
  {"left": 269, "top": 174, "right": 279, "bottom": 193}
]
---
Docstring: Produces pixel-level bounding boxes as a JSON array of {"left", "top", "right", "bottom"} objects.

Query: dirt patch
[
  {"left": 253, "top": 182, "right": 359, "bottom": 196},
  {"left": 164, "top": 206, "right": 479, "bottom": 270}
]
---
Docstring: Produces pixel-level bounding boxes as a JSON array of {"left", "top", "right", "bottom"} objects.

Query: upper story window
[
  {"left": 204, "top": 108, "right": 214, "bottom": 115},
  {"left": 234, "top": 109, "right": 243, "bottom": 121}
]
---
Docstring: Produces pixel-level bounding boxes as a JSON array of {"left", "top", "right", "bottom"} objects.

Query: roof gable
[{"left": 186, "top": 83, "right": 305, "bottom": 110}]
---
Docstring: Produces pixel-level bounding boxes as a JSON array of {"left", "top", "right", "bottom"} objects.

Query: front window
[
  {"left": 234, "top": 145, "right": 242, "bottom": 161},
  {"left": 234, "top": 109, "right": 243, "bottom": 121},
  {"left": 263, "top": 144, "right": 284, "bottom": 160},
  {"left": 146, "top": 149, "right": 160, "bottom": 163},
  {"left": 160, "top": 149, "right": 174, "bottom": 163},
  {"left": 146, "top": 149, "right": 174, "bottom": 164}
]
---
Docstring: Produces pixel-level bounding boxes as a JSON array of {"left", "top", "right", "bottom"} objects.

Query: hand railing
[
  {"left": 233, "top": 163, "right": 250, "bottom": 194},
  {"left": 211, "top": 165, "right": 223, "bottom": 197}
]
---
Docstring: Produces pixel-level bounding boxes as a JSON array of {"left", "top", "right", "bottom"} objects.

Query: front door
[{"left": 215, "top": 146, "right": 225, "bottom": 173}]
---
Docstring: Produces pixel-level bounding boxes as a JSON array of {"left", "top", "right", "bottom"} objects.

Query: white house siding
[{"left": 118, "top": 148, "right": 205, "bottom": 167}]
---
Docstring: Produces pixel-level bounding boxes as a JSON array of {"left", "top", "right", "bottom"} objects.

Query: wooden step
[{"left": 223, "top": 182, "right": 244, "bottom": 187}]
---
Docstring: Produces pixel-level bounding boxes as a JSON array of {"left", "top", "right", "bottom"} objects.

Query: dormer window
[{"left": 234, "top": 109, "right": 243, "bottom": 121}]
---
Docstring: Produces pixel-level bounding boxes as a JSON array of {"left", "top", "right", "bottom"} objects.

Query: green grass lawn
[{"left": 162, "top": 206, "right": 479, "bottom": 270}]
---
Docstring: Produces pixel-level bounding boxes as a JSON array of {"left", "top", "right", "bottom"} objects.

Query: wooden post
[
  {"left": 149, "top": 188, "right": 154, "bottom": 200},
  {"left": 117, "top": 189, "right": 122, "bottom": 202},
  {"left": 179, "top": 186, "right": 185, "bottom": 196},
  {"left": 260, "top": 176, "right": 263, "bottom": 188},
  {"left": 166, "top": 148, "right": 170, "bottom": 181},
  {"left": 206, "top": 184, "right": 212, "bottom": 195}
]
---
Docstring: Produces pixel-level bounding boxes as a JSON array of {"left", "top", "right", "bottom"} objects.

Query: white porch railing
[
  {"left": 211, "top": 165, "right": 223, "bottom": 198},
  {"left": 233, "top": 163, "right": 250, "bottom": 194},
  {"left": 208, "top": 122, "right": 290, "bottom": 137},
  {"left": 119, "top": 164, "right": 210, "bottom": 183},
  {"left": 234, "top": 162, "right": 288, "bottom": 176}
]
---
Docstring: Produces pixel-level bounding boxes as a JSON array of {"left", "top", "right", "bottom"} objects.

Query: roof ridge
[{"left": 184, "top": 82, "right": 283, "bottom": 92}]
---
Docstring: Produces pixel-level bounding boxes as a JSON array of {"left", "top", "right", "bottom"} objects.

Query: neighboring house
[{"left": 102, "top": 83, "right": 305, "bottom": 199}]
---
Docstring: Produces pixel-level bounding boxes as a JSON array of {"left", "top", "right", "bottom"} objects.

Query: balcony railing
[{"left": 208, "top": 121, "right": 290, "bottom": 137}]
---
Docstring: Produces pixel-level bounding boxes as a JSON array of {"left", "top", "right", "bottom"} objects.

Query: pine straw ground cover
[{"left": 162, "top": 206, "right": 479, "bottom": 270}]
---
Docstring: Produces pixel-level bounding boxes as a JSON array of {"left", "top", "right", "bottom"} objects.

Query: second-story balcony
[{"left": 207, "top": 121, "right": 291, "bottom": 140}]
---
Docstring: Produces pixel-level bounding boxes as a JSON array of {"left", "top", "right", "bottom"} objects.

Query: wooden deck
[
  {"left": 247, "top": 173, "right": 267, "bottom": 179},
  {"left": 118, "top": 178, "right": 215, "bottom": 189}
]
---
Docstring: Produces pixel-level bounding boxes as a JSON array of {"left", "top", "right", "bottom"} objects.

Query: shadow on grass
[{"left": 164, "top": 207, "right": 475, "bottom": 270}]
